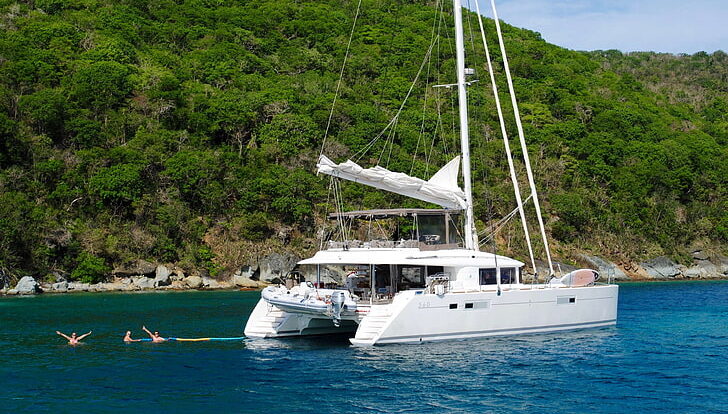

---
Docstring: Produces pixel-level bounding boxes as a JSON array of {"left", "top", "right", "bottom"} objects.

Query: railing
[
  {"left": 326, "top": 239, "right": 461, "bottom": 250},
  {"left": 425, "top": 273, "right": 451, "bottom": 295}
]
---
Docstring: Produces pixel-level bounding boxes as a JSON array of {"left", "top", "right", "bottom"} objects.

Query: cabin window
[
  {"left": 500, "top": 267, "right": 516, "bottom": 284},
  {"left": 464, "top": 303, "right": 474, "bottom": 309},
  {"left": 397, "top": 265, "right": 426, "bottom": 290},
  {"left": 449, "top": 303, "right": 458, "bottom": 309},
  {"left": 479, "top": 268, "right": 497, "bottom": 285}
]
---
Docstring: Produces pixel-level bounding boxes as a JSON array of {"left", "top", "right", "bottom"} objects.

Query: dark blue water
[{"left": 1, "top": 281, "right": 726, "bottom": 413}]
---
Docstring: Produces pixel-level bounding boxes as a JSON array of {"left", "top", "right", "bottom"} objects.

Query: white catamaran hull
[{"left": 244, "top": 284, "right": 617, "bottom": 345}]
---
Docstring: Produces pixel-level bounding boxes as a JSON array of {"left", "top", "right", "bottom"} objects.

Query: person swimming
[
  {"left": 142, "top": 325, "right": 166, "bottom": 343},
  {"left": 56, "top": 330, "right": 92, "bottom": 345},
  {"left": 123, "top": 331, "right": 141, "bottom": 343}
]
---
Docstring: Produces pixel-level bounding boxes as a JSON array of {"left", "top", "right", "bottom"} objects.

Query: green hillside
[{"left": 0, "top": 0, "right": 726, "bottom": 282}]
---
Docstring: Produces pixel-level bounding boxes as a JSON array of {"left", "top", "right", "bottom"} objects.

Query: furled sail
[{"left": 317, "top": 155, "right": 466, "bottom": 209}]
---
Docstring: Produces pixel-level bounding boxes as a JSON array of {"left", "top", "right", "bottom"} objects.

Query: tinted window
[
  {"left": 500, "top": 267, "right": 516, "bottom": 284},
  {"left": 479, "top": 268, "right": 497, "bottom": 285}
]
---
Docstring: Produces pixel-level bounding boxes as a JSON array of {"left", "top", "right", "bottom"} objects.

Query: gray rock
[
  {"left": 52, "top": 281, "right": 68, "bottom": 292},
  {"left": 185, "top": 275, "right": 203, "bottom": 289},
  {"left": 685, "top": 260, "right": 722, "bottom": 279},
  {"left": 154, "top": 265, "right": 171, "bottom": 287},
  {"left": 717, "top": 255, "right": 728, "bottom": 276},
  {"left": 258, "top": 252, "right": 300, "bottom": 282},
  {"left": 232, "top": 274, "right": 260, "bottom": 288},
  {"left": 202, "top": 277, "right": 222, "bottom": 289},
  {"left": 170, "top": 269, "right": 185, "bottom": 282},
  {"left": 639, "top": 256, "right": 682, "bottom": 279},
  {"left": 113, "top": 260, "right": 157, "bottom": 277},
  {"left": 132, "top": 276, "right": 155, "bottom": 290},
  {"left": 68, "top": 282, "right": 90, "bottom": 291},
  {"left": 576, "top": 254, "right": 630, "bottom": 281},
  {"left": 691, "top": 250, "right": 710, "bottom": 261},
  {"left": 6, "top": 289, "right": 18, "bottom": 295},
  {"left": 15, "top": 276, "right": 41, "bottom": 294}
]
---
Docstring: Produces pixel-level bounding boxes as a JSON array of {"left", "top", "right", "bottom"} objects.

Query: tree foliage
[{"left": 0, "top": 0, "right": 725, "bottom": 279}]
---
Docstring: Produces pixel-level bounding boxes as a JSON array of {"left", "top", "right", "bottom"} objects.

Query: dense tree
[{"left": 0, "top": 0, "right": 725, "bottom": 281}]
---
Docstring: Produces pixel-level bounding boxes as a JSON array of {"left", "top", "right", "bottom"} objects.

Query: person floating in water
[
  {"left": 123, "top": 331, "right": 141, "bottom": 343},
  {"left": 142, "top": 325, "right": 166, "bottom": 343},
  {"left": 56, "top": 330, "right": 92, "bottom": 345}
]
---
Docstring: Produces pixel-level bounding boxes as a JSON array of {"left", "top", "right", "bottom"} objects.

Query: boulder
[
  {"left": 132, "top": 276, "right": 155, "bottom": 290},
  {"left": 202, "top": 277, "right": 222, "bottom": 289},
  {"left": 68, "top": 282, "right": 90, "bottom": 291},
  {"left": 15, "top": 276, "right": 41, "bottom": 294},
  {"left": 184, "top": 275, "right": 203, "bottom": 289},
  {"left": 170, "top": 269, "right": 185, "bottom": 282},
  {"left": 258, "top": 252, "right": 300, "bottom": 282},
  {"left": 638, "top": 256, "right": 682, "bottom": 279},
  {"left": 112, "top": 260, "right": 157, "bottom": 277},
  {"left": 691, "top": 250, "right": 710, "bottom": 261},
  {"left": 232, "top": 274, "right": 260, "bottom": 288},
  {"left": 576, "top": 254, "right": 630, "bottom": 281},
  {"left": 685, "top": 260, "right": 722, "bottom": 279},
  {"left": 154, "top": 265, "right": 171, "bottom": 287},
  {"left": 52, "top": 281, "right": 68, "bottom": 292}
]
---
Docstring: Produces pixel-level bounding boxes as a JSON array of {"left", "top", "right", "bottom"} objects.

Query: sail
[{"left": 317, "top": 155, "right": 467, "bottom": 210}]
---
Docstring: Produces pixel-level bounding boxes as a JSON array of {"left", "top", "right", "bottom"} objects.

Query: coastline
[{"left": 2, "top": 250, "right": 727, "bottom": 296}]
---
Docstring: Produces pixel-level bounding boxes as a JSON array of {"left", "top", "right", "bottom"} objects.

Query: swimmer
[
  {"left": 56, "top": 330, "right": 92, "bottom": 346},
  {"left": 142, "top": 325, "right": 166, "bottom": 343},
  {"left": 123, "top": 331, "right": 141, "bottom": 343}
]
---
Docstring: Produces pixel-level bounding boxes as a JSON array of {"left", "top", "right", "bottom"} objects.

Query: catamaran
[{"left": 244, "top": 0, "right": 618, "bottom": 345}]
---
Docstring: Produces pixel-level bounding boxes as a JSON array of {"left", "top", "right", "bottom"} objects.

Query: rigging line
[
  {"left": 489, "top": 0, "right": 554, "bottom": 278},
  {"left": 478, "top": 194, "right": 534, "bottom": 243},
  {"left": 320, "top": 178, "right": 336, "bottom": 250},
  {"left": 475, "top": 0, "right": 537, "bottom": 274},
  {"left": 478, "top": 194, "right": 533, "bottom": 237},
  {"left": 411, "top": 0, "right": 442, "bottom": 176},
  {"left": 319, "top": 0, "right": 364, "bottom": 159},
  {"left": 358, "top": 40, "right": 437, "bottom": 165}
]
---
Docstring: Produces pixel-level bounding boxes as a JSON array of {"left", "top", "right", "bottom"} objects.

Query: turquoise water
[{"left": 1, "top": 281, "right": 727, "bottom": 413}]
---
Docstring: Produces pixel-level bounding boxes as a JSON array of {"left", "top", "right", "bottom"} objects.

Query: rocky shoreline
[{"left": 2, "top": 250, "right": 727, "bottom": 296}]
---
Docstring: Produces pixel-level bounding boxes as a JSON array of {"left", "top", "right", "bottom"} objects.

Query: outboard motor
[{"left": 330, "top": 291, "right": 346, "bottom": 327}]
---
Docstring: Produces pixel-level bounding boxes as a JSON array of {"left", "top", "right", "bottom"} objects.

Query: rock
[
  {"left": 202, "top": 277, "right": 222, "bottom": 289},
  {"left": 258, "top": 252, "right": 300, "bottom": 282},
  {"left": 6, "top": 289, "right": 18, "bottom": 295},
  {"left": 685, "top": 259, "right": 722, "bottom": 279},
  {"left": 15, "top": 276, "right": 41, "bottom": 294},
  {"left": 170, "top": 269, "right": 185, "bottom": 282},
  {"left": 112, "top": 260, "right": 157, "bottom": 277},
  {"left": 184, "top": 275, "right": 203, "bottom": 289},
  {"left": 715, "top": 255, "right": 728, "bottom": 276},
  {"left": 170, "top": 280, "right": 186, "bottom": 289},
  {"left": 154, "top": 265, "right": 171, "bottom": 287},
  {"left": 691, "top": 250, "right": 710, "bottom": 261},
  {"left": 52, "top": 281, "right": 68, "bottom": 292},
  {"left": 576, "top": 255, "right": 630, "bottom": 281},
  {"left": 232, "top": 274, "right": 260, "bottom": 288},
  {"left": 68, "top": 282, "right": 90, "bottom": 291},
  {"left": 639, "top": 256, "right": 682, "bottom": 279},
  {"left": 132, "top": 276, "right": 155, "bottom": 290},
  {"left": 52, "top": 271, "right": 68, "bottom": 283}
]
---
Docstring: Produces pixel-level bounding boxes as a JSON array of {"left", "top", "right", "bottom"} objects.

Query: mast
[
  {"left": 490, "top": 0, "right": 554, "bottom": 276},
  {"left": 453, "top": 0, "right": 477, "bottom": 250}
]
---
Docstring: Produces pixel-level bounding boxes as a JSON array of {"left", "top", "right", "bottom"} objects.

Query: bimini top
[
  {"left": 317, "top": 155, "right": 467, "bottom": 210},
  {"left": 298, "top": 248, "right": 524, "bottom": 268}
]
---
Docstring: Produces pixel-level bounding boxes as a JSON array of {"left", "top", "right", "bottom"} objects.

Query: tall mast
[{"left": 453, "top": 0, "right": 477, "bottom": 250}]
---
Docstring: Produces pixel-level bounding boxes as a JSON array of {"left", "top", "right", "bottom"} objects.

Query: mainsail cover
[{"left": 317, "top": 155, "right": 467, "bottom": 209}]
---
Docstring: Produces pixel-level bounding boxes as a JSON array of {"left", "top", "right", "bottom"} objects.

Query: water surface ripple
[{"left": 1, "top": 281, "right": 726, "bottom": 413}]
